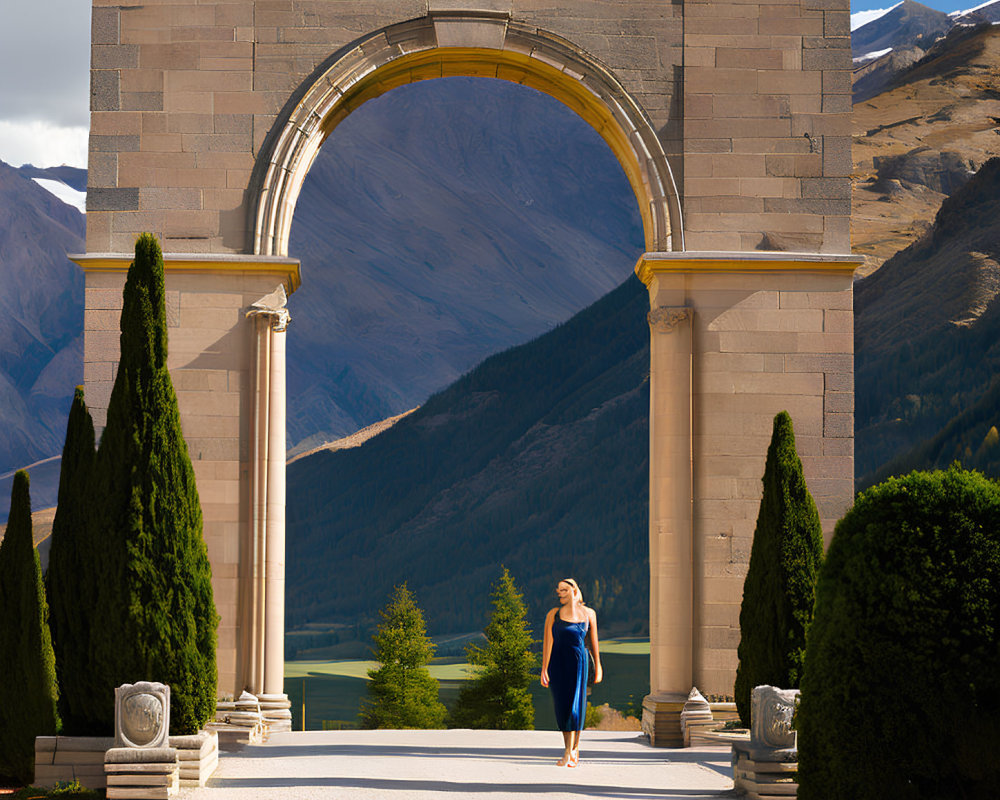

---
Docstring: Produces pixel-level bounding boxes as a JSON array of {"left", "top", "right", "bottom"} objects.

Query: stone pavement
[{"left": 182, "top": 729, "right": 735, "bottom": 799}]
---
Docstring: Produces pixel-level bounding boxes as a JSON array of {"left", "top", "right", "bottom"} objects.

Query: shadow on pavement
[{"left": 210, "top": 775, "right": 736, "bottom": 798}]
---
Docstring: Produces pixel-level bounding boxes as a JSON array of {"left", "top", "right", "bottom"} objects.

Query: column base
[
  {"left": 259, "top": 693, "right": 293, "bottom": 732},
  {"left": 642, "top": 692, "right": 687, "bottom": 747}
]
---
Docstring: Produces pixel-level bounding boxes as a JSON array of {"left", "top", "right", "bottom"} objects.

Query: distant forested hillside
[
  {"left": 286, "top": 276, "right": 650, "bottom": 637},
  {"left": 855, "top": 158, "right": 1000, "bottom": 486}
]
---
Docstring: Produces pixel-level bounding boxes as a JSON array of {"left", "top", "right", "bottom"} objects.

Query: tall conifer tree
[
  {"left": 451, "top": 567, "right": 537, "bottom": 729},
  {"left": 89, "top": 233, "right": 218, "bottom": 734},
  {"left": 0, "top": 471, "right": 59, "bottom": 783},
  {"left": 46, "top": 387, "right": 98, "bottom": 733},
  {"left": 361, "top": 583, "right": 446, "bottom": 729},
  {"left": 734, "top": 411, "right": 823, "bottom": 726}
]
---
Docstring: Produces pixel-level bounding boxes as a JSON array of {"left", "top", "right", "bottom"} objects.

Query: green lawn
[{"left": 284, "top": 638, "right": 649, "bottom": 730}]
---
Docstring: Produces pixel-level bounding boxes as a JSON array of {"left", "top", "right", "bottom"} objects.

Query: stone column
[
  {"left": 642, "top": 306, "right": 694, "bottom": 747},
  {"left": 263, "top": 318, "right": 287, "bottom": 694},
  {"left": 245, "top": 288, "right": 292, "bottom": 731}
]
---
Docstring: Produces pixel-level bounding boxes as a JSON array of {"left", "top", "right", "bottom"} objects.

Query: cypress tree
[
  {"left": 361, "top": 583, "right": 447, "bottom": 729},
  {"left": 451, "top": 567, "right": 537, "bottom": 729},
  {"left": 46, "top": 387, "right": 98, "bottom": 734},
  {"left": 0, "top": 471, "right": 59, "bottom": 783},
  {"left": 734, "top": 411, "right": 823, "bottom": 726},
  {"left": 89, "top": 232, "right": 218, "bottom": 734}
]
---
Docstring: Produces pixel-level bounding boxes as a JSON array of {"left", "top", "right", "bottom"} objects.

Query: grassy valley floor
[{"left": 284, "top": 638, "right": 649, "bottom": 731}]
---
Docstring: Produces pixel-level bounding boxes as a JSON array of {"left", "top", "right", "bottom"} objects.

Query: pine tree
[
  {"left": 451, "top": 567, "right": 537, "bottom": 729},
  {"left": 88, "top": 232, "right": 218, "bottom": 734},
  {"left": 0, "top": 471, "right": 59, "bottom": 783},
  {"left": 46, "top": 387, "right": 98, "bottom": 734},
  {"left": 361, "top": 584, "right": 446, "bottom": 729},
  {"left": 734, "top": 411, "right": 824, "bottom": 726}
]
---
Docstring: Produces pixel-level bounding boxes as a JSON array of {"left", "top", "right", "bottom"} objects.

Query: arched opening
[
  {"left": 266, "top": 24, "right": 663, "bottom": 729},
  {"left": 251, "top": 14, "right": 682, "bottom": 259}
]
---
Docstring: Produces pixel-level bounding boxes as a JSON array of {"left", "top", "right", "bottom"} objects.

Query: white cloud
[
  {"left": 852, "top": 3, "right": 903, "bottom": 30},
  {"left": 0, "top": 120, "right": 88, "bottom": 169},
  {"left": 32, "top": 178, "right": 86, "bottom": 213}
]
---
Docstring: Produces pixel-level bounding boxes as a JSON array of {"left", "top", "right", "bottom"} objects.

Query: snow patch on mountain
[
  {"left": 31, "top": 177, "right": 85, "bottom": 213},
  {"left": 854, "top": 46, "right": 895, "bottom": 62},
  {"left": 852, "top": 3, "right": 903, "bottom": 31},
  {"left": 950, "top": 0, "right": 1000, "bottom": 16}
]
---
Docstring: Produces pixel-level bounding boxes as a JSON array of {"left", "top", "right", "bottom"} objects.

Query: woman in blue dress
[{"left": 540, "top": 577, "right": 603, "bottom": 767}]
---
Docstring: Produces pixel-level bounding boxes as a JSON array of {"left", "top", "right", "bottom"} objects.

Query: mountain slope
[
  {"left": 286, "top": 76, "right": 643, "bottom": 453},
  {"left": 0, "top": 160, "right": 84, "bottom": 511},
  {"left": 852, "top": 0, "right": 952, "bottom": 60},
  {"left": 851, "top": 0, "right": 954, "bottom": 58},
  {"left": 855, "top": 157, "right": 1000, "bottom": 484},
  {"left": 852, "top": 24, "right": 1000, "bottom": 274},
  {"left": 286, "top": 275, "right": 650, "bottom": 637}
]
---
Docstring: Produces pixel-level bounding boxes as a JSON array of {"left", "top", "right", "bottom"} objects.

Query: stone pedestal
[
  {"left": 169, "top": 731, "right": 219, "bottom": 787},
  {"left": 641, "top": 692, "right": 687, "bottom": 748},
  {"left": 104, "top": 747, "right": 179, "bottom": 800},
  {"left": 732, "top": 686, "right": 800, "bottom": 798},
  {"left": 680, "top": 687, "right": 718, "bottom": 747}
]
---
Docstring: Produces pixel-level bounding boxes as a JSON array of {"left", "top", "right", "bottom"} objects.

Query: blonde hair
[{"left": 560, "top": 577, "right": 584, "bottom": 605}]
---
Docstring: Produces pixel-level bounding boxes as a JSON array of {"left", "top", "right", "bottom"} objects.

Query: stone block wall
[
  {"left": 680, "top": 0, "right": 852, "bottom": 252},
  {"left": 645, "top": 256, "right": 855, "bottom": 695},
  {"left": 88, "top": 0, "right": 850, "bottom": 256}
]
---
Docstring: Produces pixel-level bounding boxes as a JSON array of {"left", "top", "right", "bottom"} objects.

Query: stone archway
[
  {"left": 251, "top": 14, "right": 683, "bottom": 258},
  {"left": 76, "top": 0, "right": 860, "bottom": 744}
]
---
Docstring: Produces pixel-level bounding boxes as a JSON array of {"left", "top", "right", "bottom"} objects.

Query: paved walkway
[{"left": 183, "top": 729, "right": 735, "bottom": 799}]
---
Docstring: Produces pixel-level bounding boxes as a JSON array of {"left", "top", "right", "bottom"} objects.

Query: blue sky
[{"left": 0, "top": 0, "right": 988, "bottom": 169}]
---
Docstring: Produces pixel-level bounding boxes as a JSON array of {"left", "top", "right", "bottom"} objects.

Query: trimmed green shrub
[
  {"left": 361, "top": 584, "right": 446, "bottom": 729},
  {"left": 797, "top": 466, "right": 1000, "bottom": 800},
  {"left": 88, "top": 233, "right": 218, "bottom": 734},
  {"left": 46, "top": 387, "right": 98, "bottom": 734},
  {"left": 734, "top": 411, "right": 824, "bottom": 726},
  {"left": 0, "top": 471, "right": 59, "bottom": 782},
  {"left": 450, "top": 567, "right": 537, "bottom": 729}
]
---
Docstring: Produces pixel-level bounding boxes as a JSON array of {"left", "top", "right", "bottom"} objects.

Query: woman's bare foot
[
  {"left": 568, "top": 750, "right": 579, "bottom": 767},
  {"left": 557, "top": 752, "right": 572, "bottom": 766}
]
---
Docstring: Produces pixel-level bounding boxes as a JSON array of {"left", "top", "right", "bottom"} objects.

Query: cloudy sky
[
  {"left": 0, "top": 2, "right": 91, "bottom": 168},
  {"left": 0, "top": 0, "right": 981, "bottom": 170}
]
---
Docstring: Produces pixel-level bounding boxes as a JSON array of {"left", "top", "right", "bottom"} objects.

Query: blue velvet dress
[{"left": 549, "top": 611, "right": 589, "bottom": 731}]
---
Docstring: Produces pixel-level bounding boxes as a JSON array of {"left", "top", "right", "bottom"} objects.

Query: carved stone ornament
[
  {"left": 115, "top": 681, "right": 171, "bottom": 748},
  {"left": 750, "top": 685, "right": 799, "bottom": 750},
  {"left": 647, "top": 306, "right": 692, "bottom": 333},
  {"left": 247, "top": 284, "right": 291, "bottom": 331}
]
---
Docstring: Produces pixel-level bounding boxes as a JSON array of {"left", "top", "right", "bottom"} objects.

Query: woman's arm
[
  {"left": 587, "top": 607, "right": 603, "bottom": 684},
  {"left": 540, "top": 608, "right": 556, "bottom": 687}
]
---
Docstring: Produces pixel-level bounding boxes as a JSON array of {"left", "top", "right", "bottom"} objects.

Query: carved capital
[
  {"left": 247, "top": 284, "right": 291, "bottom": 331},
  {"left": 647, "top": 306, "right": 692, "bottom": 333}
]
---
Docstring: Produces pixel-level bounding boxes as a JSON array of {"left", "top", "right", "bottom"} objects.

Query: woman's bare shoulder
[
  {"left": 545, "top": 607, "right": 559, "bottom": 619},
  {"left": 586, "top": 606, "right": 598, "bottom": 623}
]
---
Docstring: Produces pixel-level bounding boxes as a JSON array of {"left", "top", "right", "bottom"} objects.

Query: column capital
[
  {"left": 648, "top": 306, "right": 692, "bottom": 333},
  {"left": 247, "top": 285, "right": 291, "bottom": 331}
]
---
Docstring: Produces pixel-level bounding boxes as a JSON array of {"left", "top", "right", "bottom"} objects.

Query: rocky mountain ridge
[{"left": 852, "top": 23, "right": 1000, "bottom": 274}]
